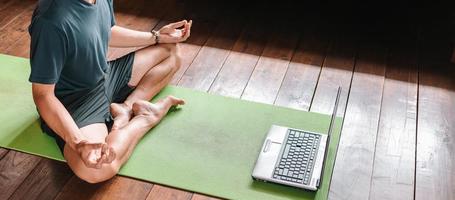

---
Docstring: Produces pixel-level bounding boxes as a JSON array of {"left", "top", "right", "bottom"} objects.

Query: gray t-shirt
[{"left": 29, "top": 0, "right": 115, "bottom": 100}]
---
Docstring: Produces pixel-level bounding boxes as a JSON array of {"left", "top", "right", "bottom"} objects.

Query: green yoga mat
[{"left": 0, "top": 54, "right": 342, "bottom": 200}]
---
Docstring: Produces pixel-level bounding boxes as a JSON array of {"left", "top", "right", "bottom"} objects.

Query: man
[{"left": 29, "top": 0, "right": 192, "bottom": 183}]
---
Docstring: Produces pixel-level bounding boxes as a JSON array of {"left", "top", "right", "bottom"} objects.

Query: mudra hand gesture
[{"left": 156, "top": 20, "right": 192, "bottom": 44}]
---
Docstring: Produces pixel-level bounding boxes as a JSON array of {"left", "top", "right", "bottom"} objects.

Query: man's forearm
[
  {"left": 109, "top": 25, "right": 156, "bottom": 47},
  {"left": 34, "top": 94, "right": 84, "bottom": 150}
]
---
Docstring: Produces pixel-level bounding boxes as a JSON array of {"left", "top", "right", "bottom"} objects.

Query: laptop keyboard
[{"left": 273, "top": 129, "right": 321, "bottom": 185}]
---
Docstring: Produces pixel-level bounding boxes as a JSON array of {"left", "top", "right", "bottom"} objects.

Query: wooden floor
[{"left": 1, "top": 0, "right": 454, "bottom": 199}]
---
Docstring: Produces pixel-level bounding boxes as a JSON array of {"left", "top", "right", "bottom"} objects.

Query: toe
[
  {"left": 111, "top": 120, "right": 122, "bottom": 130},
  {"left": 167, "top": 95, "right": 185, "bottom": 105},
  {"left": 177, "top": 98, "right": 185, "bottom": 105},
  {"left": 111, "top": 112, "right": 131, "bottom": 130}
]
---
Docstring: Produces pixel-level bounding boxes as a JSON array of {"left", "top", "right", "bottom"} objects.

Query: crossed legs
[{"left": 64, "top": 43, "right": 183, "bottom": 183}]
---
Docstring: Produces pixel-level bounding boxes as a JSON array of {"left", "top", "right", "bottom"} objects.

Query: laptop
[{"left": 252, "top": 87, "right": 341, "bottom": 191}]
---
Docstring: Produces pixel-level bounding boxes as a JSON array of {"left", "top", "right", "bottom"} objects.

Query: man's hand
[
  {"left": 158, "top": 20, "right": 192, "bottom": 44},
  {"left": 76, "top": 141, "right": 116, "bottom": 169}
]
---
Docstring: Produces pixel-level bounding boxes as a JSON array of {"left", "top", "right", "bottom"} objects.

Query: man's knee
[
  {"left": 75, "top": 163, "right": 120, "bottom": 184},
  {"left": 157, "top": 43, "right": 178, "bottom": 54},
  {"left": 157, "top": 43, "right": 181, "bottom": 72},
  {"left": 141, "top": 43, "right": 181, "bottom": 74},
  {"left": 173, "top": 50, "right": 182, "bottom": 72}
]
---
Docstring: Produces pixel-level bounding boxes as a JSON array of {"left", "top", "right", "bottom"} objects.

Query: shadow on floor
[{"left": 114, "top": 0, "right": 455, "bottom": 89}]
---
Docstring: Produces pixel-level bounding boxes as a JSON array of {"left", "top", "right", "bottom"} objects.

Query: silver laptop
[{"left": 252, "top": 87, "right": 341, "bottom": 191}]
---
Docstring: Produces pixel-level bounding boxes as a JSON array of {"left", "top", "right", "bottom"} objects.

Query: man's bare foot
[
  {"left": 75, "top": 141, "right": 116, "bottom": 169},
  {"left": 132, "top": 95, "right": 185, "bottom": 127},
  {"left": 110, "top": 103, "right": 132, "bottom": 130}
]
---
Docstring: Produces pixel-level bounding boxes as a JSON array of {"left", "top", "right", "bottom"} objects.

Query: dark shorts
[{"left": 41, "top": 52, "right": 136, "bottom": 152}]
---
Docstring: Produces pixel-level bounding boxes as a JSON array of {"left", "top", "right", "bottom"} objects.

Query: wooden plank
[
  {"left": 0, "top": 0, "right": 16, "bottom": 11},
  {"left": 127, "top": 0, "right": 170, "bottom": 32},
  {"left": 0, "top": 147, "right": 8, "bottom": 159},
  {"left": 274, "top": 25, "right": 329, "bottom": 110},
  {"left": 113, "top": 0, "right": 142, "bottom": 25},
  {"left": 0, "top": 0, "right": 34, "bottom": 31},
  {"left": 5, "top": 13, "right": 35, "bottom": 58},
  {"left": 326, "top": 44, "right": 386, "bottom": 200},
  {"left": 55, "top": 176, "right": 104, "bottom": 200},
  {"left": 177, "top": 8, "right": 246, "bottom": 91},
  {"left": 308, "top": 34, "right": 356, "bottom": 116},
  {"left": 169, "top": 11, "right": 217, "bottom": 85},
  {"left": 171, "top": 17, "right": 220, "bottom": 85},
  {"left": 5, "top": 34, "right": 31, "bottom": 58},
  {"left": 152, "top": 0, "right": 217, "bottom": 86},
  {"left": 416, "top": 41, "right": 455, "bottom": 200},
  {"left": 8, "top": 159, "right": 74, "bottom": 200},
  {"left": 191, "top": 193, "right": 221, "bottom": 200},
  {"left": 207, "top": 10, "right": 268, "bottom": 98},
  {"left": 3, "top": 0, "right": 41, "bottom": 57},
  {"left": 0, "top": 151, "right": 42, "bottom": 200},
  {"left": 240, "top": 23, "right": 300, "bottom": 104},
  {"left": 145, "top": 185, "right": 192, "bottom": 200},
  {"left": 55, "top": 176, "right": 153, "bottom": 200},
  {"left": 369, "top": 44, "right": 418, "bottom": 200},
  {"left": 0, "top": 4, "right": 35, "bottom": 54}
]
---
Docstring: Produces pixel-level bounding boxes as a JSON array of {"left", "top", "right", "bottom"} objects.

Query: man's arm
[
  {"left": 32, "top": 83, "right": 85, "bottom": 150},
  {"left": 109, "top": 20, "right": 192, "bottom": 48},
  {"left": 109, "top": 25, "right": 156, "bottom": 48}
]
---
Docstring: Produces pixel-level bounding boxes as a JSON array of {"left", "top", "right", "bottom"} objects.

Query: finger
[
  {"left": 85, "top": 142, "right": 102, "bottom": 149},
  {"left": 181, "top": 33, "right": 190, "bottom": 42},
  {"left": 79, "top": 142, "right": 104, "bottom": 168},
  {"left": 185, "top": 25, "right": 191, "bottom": 37},
  {"left": 95, "top": 148, "right": 106, "bottom": 169},
  {"left": 84, "top": 160, "right": 97, "bottom": 168},
  {"left": 75, "top": 140, "right": 88, "bottom": 152},
  {"left": 101, "top": 153, "right": 107, "bottom": 163},
  {"left": 96, "top": 163, "right": 102, "bottom": 169},
  {"left": 96, "top": 154, "right": 106, "bottom": 169},
  {"left": 101, "top": 144, "right": 113, "bottom": 163},
  {"left": 185, "top": 20, "right": 192, "bottom": 31},
  {"left": 159, "top": 26, "right": 171, "bottom": 34},
  {"left": 183, "top": 28, "right": 191, "bottom": 41},
  {"left": 106, "top": 146, "right": 116, "bottom": 163},
  {"left": 184, "top": 20, "right": 192, "bottom": 39},
  {"left": 101, "top": 143, "right": 108, "bottom": 154},
  {"left": 112, "top": 121, "right": 119, "bottom": 130},
  {"left": 168, "top": 20, "right": 187, "bottom": 29},
  {"left": 182, "top": 22, "right": 190, "bottom": 37},
  {"left": 86, "top": 152, "right": 98, "bottom": 168},
  {"left": 95, "top": 148, "right": 102, "bottom": 162},
  {"left": 180, "top": 20, "right": 189, "bottom": 35},
  {"left": 179, "top": 27, "right": 189, "bottom": 42}
]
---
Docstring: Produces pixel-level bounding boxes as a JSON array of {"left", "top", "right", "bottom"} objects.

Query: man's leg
[
  {"left": 64, "top": 96, "right": 184, "bottom": 183},
  {"left": 111, "top": 43, "right": 181, "bottom": 130}
]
